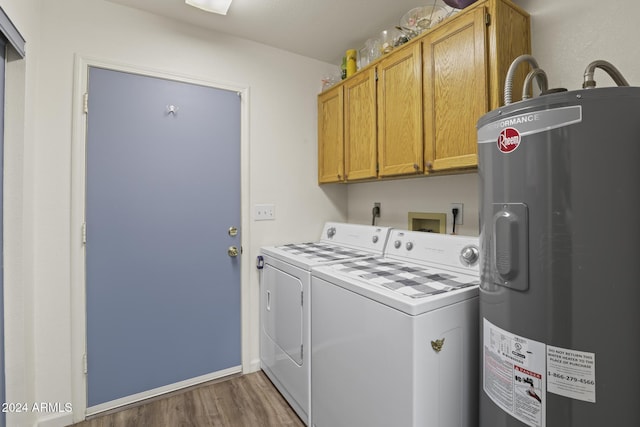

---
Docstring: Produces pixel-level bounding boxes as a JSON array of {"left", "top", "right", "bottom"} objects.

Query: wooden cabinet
[
  {"left": 344, "top": 68, "right": 377, "bottom": 181},
  {"left": 423, "top": 7, "right": 488, "bottom": 173},
  {"left": 422, "top": 1, "right": 530, "bottom": 174},
  {"left": 377, "top": 43, "right": 423, "bottom": 177},
  {"left": 317, "top": 85, "right": 344, "bottom": 183},
  {"left": 318, "top": 69, "right": 377, "bottom": 183},
  {"left": 317, "top": 0, "right": 530, "bottom": 184}
]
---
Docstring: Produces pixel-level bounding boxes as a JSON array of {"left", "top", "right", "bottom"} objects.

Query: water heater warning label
[
  {"left": 483, "top": 319, "right": 546, "bottom": 427},
  {"left": 547, "top": 346, "right": 596, "bottom": 403}
]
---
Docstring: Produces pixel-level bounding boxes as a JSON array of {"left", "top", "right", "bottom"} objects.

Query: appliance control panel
[
  {"left": 385, "top": 229, "right": 480, "bottom": 272},
  {"left": 320, "top": 222, "right": 391, "bottom": 252}
]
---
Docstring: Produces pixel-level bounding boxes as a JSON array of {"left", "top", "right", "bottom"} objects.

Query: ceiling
[{"left": 105, "top": 0, "right": 467, "bottom": 65}]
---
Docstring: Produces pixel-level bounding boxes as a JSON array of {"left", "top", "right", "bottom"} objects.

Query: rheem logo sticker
[{"left": 497, "top": 127, "right": 521, "bottom": 153}]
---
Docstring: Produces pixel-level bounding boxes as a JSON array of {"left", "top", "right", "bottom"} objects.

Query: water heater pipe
[
  {"left": 582, "top": 60, "right": 630, "bottom": 88},
  {"left": 522, "top": 68, "right": 549, "bottom": 100},
  {"left": 504, "top": 54, "right": 540, "bottom": 105}
]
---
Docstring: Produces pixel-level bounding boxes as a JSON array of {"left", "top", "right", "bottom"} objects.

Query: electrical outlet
[
  {"left": 255, "top": 204, "right": 275, "bottom": 221},
  {"left": 374, "top": 202, "right": 381, "bottom": 217},
  {"left": 450, "top": 203, "right": 463, "bottom": 225}
]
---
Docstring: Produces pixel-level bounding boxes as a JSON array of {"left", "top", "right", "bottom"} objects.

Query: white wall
[
  {"left": 2, "top": 0, "right": 347, "bottom": 425},
  {"left": 347, "top": 174, "right": 480, "bottom": 235},
  {"left": 347, "top": 0, "right": 640, "bottom": 236},
  {"left": 2, "top": 0, "right": 640, "bottom": 426},
  {"left": 518, "top": 0, "right": 640, "bottom": 91},
  {"left": 1, "top": 0, "right": 39, "bottom": 426}
]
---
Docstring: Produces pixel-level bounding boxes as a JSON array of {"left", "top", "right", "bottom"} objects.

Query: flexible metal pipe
[
  {"left": 504, "top": 54, "right": 540, "bottom": 105},
  {"left": 583, "top": 60, "right": 629, "bottom": 88},
  {"left": 522, "top": 68, "right": 549, "bottom": 100}
]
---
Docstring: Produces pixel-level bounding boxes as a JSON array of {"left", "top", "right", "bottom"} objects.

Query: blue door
[{"left": 85, "top": 67, "right": 241, "bottom": 408}]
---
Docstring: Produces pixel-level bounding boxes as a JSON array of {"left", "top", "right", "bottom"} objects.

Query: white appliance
[
  {"left": 258, "top": 222, "right": 391, "bottom": 424},
  {"left": 311, "top": 229, "right": 480, "bottom": 427}
]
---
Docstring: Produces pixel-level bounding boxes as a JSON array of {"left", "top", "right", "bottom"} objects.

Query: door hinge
[
  {"left": 485, "top": 12, "right": 491, "bottom": 26},
  {"left": 82, "top": 222, "right": 87, "bottom": 244},
  {"left": 83, "top": 92, "right": 89, "bottom": 114},
  {"left": 83, "top": 354, "right": 88, "bottom": 374},
  {"left": 300, "top": 345, "right": 304, "bottom": 360},
  {"left": 301, "top": 292, "right": 304, "bottom": 306}
]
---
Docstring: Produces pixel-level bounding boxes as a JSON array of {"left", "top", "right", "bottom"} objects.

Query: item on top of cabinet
[
  {"left": 443, "top": 0, "right": 478, "bottom": 9},
  {"left": 357, "top": 39, "right": 379, "bottom": 69},
  {"left": 395, "top": 25, "right": 420, "bottom": 42},
  {"left": 346, "top": 49, "right": 357, "bottom": 77},
  {"left": 321, "top": 74, "right": 340, "bottom": 91},
  {"left": 366, "top": 38, "right": 381, "bottom": 62},
  {"left": 340, "top": 56, "right": 347, "bottom": 80},
  {"left": 358, "top": 45, "right": 369, "bottom": 69},
  {"left": 378, "top": 27, "right": 402, "bottom": 55},
  {"left": 400, "top": 4, "right": 449, "bottom": 34}
]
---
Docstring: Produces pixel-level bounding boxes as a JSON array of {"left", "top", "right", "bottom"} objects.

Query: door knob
[{"left": 228, "top": 246, "right": 239, "bottom": 257}]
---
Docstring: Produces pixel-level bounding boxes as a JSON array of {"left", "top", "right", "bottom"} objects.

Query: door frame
[
  {"left": 69, "top": 55, "right": 251, "bottom": 421},
  {"left": 0, "top": 37, "right": 6, "bottom": 427}
]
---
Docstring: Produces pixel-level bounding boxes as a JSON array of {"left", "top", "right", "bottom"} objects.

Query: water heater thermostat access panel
[{"left": 492, "top": 203, "right": 529, "bottom": 291}]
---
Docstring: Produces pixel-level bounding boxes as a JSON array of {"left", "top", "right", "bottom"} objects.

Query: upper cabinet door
[
  {"left": 423, "top": 7, "right": 488, "bottom": 173},
  {"left": 317, "top": 85, "right": 345, "bottom": 183},
  {"left": 377, "top": 43, "right": 423, "bottom": 177},
  {"left": 344, "top": 68, "right": 377, "bottom": 181}
]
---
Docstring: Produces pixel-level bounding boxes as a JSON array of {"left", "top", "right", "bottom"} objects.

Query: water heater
[{"left": 477, "top": 59, "right": 640, "bottom": 426}]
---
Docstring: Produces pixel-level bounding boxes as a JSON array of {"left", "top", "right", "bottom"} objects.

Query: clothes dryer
[
  {"left": 258, "top": 222, "right": 390, "bottom": 424},
  {"left": 311, "top": 229, "right": 480, "bottom": 427}
]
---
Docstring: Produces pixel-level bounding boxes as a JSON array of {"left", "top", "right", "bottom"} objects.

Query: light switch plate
[{"left": 255, "top": 204, "right": 275, "bottom": 221}]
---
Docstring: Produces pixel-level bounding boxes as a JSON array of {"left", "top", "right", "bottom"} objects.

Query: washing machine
[
  {"left": 310, "top": 229, "right": 480, "bottom": 427},
  {"left": 258, "top": 222, "right": 390, "bottom": 424}
]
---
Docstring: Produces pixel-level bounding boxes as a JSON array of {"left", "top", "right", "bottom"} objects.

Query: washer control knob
[
  {"left": 372, "top": 235, "right": 379, "bottom": 244},
  {"left": 394, "top": 240, "right": 401, "bottom": 249},
  {"left": 406, "top": 242, "right": 414, "bottom": 251},
  {"left": 460, "top": 245, "right": 479, "bottom": 266},
  {"left": 327, "top": 227, "right": 336, "bottom": 238}
]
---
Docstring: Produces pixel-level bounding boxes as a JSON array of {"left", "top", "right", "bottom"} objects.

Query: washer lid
[
  {"left": 330, "top": 256, "right": 479, "bottom": 299},
  {"left": 313, "top": 257, "right": 479, "bottom": 316},
  {"left": 277, "top": 242, "right": 372, "bottom": 262}
]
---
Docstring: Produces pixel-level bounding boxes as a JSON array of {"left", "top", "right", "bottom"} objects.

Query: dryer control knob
[
  {"left": 372, "top": 235, "right": 379, "bottom": 243},
  {"left": 327, "top": 227, "right": 336, "bottom": 238},
  {"left": 394, "top": 240, "right": 402, "bottom": 249},
  {"left": 460, "top": 245, "right": 479, "bottom": 266},
  {"left": 405, "top": 242, "right": 414, "bottom": 251}
]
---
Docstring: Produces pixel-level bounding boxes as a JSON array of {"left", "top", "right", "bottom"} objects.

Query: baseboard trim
[
  {"left": 37, "top": 412, "right": 75, "bottom": 427},
  {"left": 245, "top": 357, "right": 261, "bottom": 373}
]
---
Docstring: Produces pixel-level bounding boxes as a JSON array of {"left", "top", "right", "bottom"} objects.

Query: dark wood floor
[{"left": 71, "top": 371, "right": 305, "bottom": 427}]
